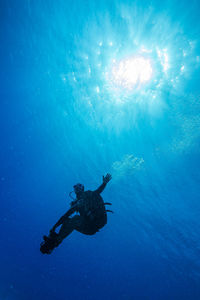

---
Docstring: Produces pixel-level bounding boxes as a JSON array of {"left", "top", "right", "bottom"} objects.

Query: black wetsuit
[{"left": 40, "top": 182, "right": 111, "bottom": 254}]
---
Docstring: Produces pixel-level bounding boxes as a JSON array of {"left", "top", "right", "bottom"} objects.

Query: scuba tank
[
  {"left": 69, "top": 190, "right": 113, "bottom": 213},
  {"left": 69, "top": 190, "right": 113, "bottom": 228}
]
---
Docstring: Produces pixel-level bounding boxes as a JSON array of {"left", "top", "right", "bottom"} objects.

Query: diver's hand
[{"left": 103, "top": 173, "right": 112, "bottom": 184}]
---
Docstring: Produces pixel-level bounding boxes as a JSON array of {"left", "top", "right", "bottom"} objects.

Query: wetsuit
[{"left": 40, "top": 182, "right": 111, "bottom": 254}]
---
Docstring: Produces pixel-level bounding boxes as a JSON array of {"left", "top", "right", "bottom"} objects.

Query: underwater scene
[{"left": 1, "top": 0, "right": 200, "bottom": 299}]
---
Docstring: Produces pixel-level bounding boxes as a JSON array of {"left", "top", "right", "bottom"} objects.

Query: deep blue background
[{"left": 1, "top": 0, "right": 200, "bottom": 299}]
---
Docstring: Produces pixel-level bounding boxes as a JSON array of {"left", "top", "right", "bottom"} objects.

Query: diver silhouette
[{"left": 40, "top": 173, "right": 112, "bottom": 254}]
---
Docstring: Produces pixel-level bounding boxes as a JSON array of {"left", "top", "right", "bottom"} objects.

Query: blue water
[{"left": 1, "top": 0, "right": 200, "bottom": 299}]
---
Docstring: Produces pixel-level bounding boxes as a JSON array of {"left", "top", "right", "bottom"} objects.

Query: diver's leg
[
  {"left": 40, "top": 216, "right": 94, "bottom": 254},
  {"left": 58, "top": 215, "right": 97, "bottom": 239},
  {"left": 74, "top": 216, "right": 97, "bottom": 235},
  {"left": 57, "top": 215, "right": 81, "bottom": 242},
  {"left": 40, "top": 217, "right": 78, "bottom": 254}
]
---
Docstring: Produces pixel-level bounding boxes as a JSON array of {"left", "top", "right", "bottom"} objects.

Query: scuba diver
[{"left": 40, "top": 173, "right": 112, "bottom": 254}]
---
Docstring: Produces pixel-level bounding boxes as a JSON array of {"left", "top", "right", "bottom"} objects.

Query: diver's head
[{"left": 73, "top": 183, "right": 84, "bottom": 195}]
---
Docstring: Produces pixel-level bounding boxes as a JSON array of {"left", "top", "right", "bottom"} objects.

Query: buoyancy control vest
[{"left": 73, "top": 190, "right": 112, "bottom": 229}]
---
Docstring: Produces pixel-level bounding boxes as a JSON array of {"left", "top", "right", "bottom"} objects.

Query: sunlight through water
[
  {"left": 110, "top": 56, "right": 153, "bottom": 90},
  {"left": 66, "top": 3, "right": 200, "bottom": 131}
]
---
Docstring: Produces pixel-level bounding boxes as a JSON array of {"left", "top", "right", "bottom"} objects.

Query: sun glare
[{"left": 110, "top": 56, "right": 153, "bottom": 90}]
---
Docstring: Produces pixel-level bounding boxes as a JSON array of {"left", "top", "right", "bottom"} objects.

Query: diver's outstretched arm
[
  {"left": 50, "top": 207, "right": 76, "bottom": 232},
  {"left": 94, "top": 173, "right": 112, "bottom": 194}
]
